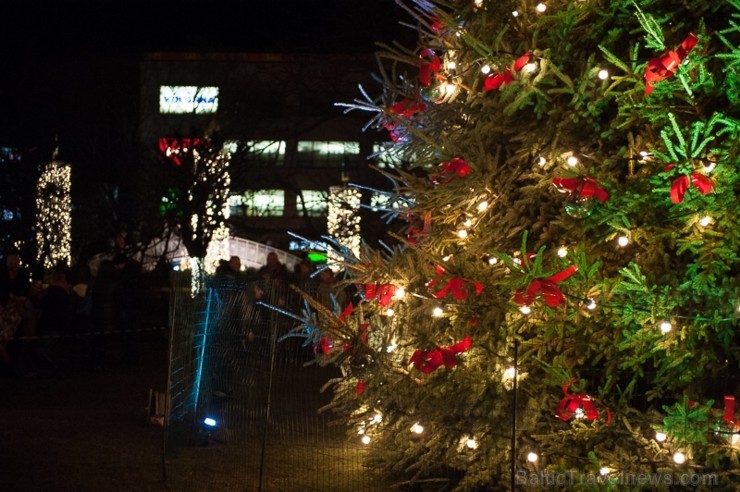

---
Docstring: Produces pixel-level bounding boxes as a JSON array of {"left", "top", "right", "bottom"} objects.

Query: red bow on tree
[
  {"left": 365, "top": 284, "right": 396, "bottom": 307},
  {"left": 429, "top": 265, "right": 483, "bottom": 300},
  {"left": 483, "top": 52, "right": 532, "bottom": 91},
  {"left": 552, "top": 176, "right": 610, "bottom": 203},
  {"left": 409, "top": 336, "right": 472, "bottom": 374},
  {"left": 645, "top": 33, "right": 699, "bottom": 96},
  {"left": 433, "top": 157, "right": 471, "bottom": 184},
  {"left": 665, "top": 164, "right": 715, "bottom": 204},
  {"left": 385, "top": 99, "right": 428, "bottom": 142},
  {"left": 419, "top": 48, "right": 441, "bottom": 87},
  {"left": 556, "top": 380, "right": 612, "bottom": 424},
  {"left": 514, "top": 264, "right": 579, "bottom": 307}
]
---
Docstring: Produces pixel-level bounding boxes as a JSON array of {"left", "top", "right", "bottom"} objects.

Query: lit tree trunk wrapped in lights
[
  {"left": 159, "top": 136, "right": 231, "bottom": 294},
  {"left": 327, "top": 184, "right": 362, "bottom": 264},
  {"left": 264, "top": 0, "right": 739, "bottom": 489},
  {"left": 35, "top": 152, "right": 71, "bottom": 269}
]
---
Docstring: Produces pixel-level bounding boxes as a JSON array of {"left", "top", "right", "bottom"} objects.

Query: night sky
[{"left": 0, "top": 0, "right": 414, "bottom": 151}]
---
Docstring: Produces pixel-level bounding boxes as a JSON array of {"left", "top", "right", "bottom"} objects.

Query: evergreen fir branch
[{"left": 631, "top": 0, "right": 665, "bottom": 51}]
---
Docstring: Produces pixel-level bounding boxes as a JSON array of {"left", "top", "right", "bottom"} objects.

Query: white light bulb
[
  {"left": 660, "top": 321, "right": 672, "bottom": 333},
  {"left": 481, "top": 64, "right": 491, "bottom": 74},
  {"left": 673, "top": 452, "right": 686, "bottom": 464},
  {"left": 557, "top": 246, "right": 568, "bottom": 257},
  {"left": 599, "top": 467, "right": 610, "bottom": 476},
  {"left": 655, "top": 431, "right": 667, "bottom": 442},
  {"left": 523, "top": 62, "right": 537, "bottom": 73},
  {"left": 371, "top": 413, "right": 382, "bottom": 423},
  {"left": 463, "top": 219, "right": 473, "bottom": 227},
  {"left": 411, "top": 423, "right": 424, "bottom": 434},
  {"left": 520, "top": 306, "right": 531, "bottom": 315},
  {"left": 447, "top": 61, "right": 456, "bottom": 70},
  {"left": 444, "top": 82, "right": 456, "bottom": 95},
  {"left": 527, "top": 452, "right": 538, "bottom": 462},
  {"left": 617, "top": 235, "right": 629, "bottom": 247},
  {"left": 386, "top": 341, "right": 397, "bottom": 353},
  {"left": 386, "top": 308, "right": 395, "bottom": 317},
  {"left": 504, "top": 367, "right": 517, "bottom": 380},
  {"left": 536, "top": 3, "right": 546, "bottom": 13},
  {"left": 477, "top": 201, "right": 488, "bottom": 212},
  {"left": 703, "top": 162, "right": 716, "bottom": 173},
  {"left": 699, "top": 215, "right": 711, "bottom": 227},
  {"left": 466, "top": 438, "right": 478, "bottom": 449},
  {"left": 512, "top": 10, "right": 519, "bottom": 17},
  {"left": 361, "top": 435, "right": 371, "bottom": 445},
  {"left": 586, "top": 299, "right": 597, "bottom": 310},
  {"left": 537, "top": 156, "right": 546, "bottom": 167},
  {"left": 474, "top": 0, "right": 483, "bottom": 7},
  {"left": 488, "top": 257, "right": 498, "bottom": 265},
  {"left": 566, "top": 156, "right": 579, "bottom": 166},
  {"left": 458, "top": 229, "right": 469, "bottom": 239},
  {"left": 597, "top": 69, "right": 609, "bottom": 80},
  {"left": 433, "top": 307, "right": 444, "bottom": 317},
  {"left": 394, "top": 287, "right": 406, "bottom": 299}
]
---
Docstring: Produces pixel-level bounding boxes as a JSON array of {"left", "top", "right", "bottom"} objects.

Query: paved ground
[{"left": 0, "top": 332, "right": 172, "bottom": 491}]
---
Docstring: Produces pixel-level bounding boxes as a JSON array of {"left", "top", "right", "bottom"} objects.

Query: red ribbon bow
[
  {"left": 385, "top": 99, "right": 428, "bottom": 142},
  {"left": 430, "top": 265, "right": 483, "bottom": 300},
  {"left": 552, "top": 176, "right": 609, "bottom": 203},
  {"left": 432, "top": 157, "right": 471, "bottom": 184},
  {"left": 419, "top": 48, "right": 441, "bottom": 87},
  {"left": 483, "top": 52, "right": 532, "bottom": 92},
  {"left": 645, "top": 33, "right": 698, "bottom": 96},
  {"left": 724, "top": 395, "right": 737, "bottom": 430},
  {"left": 556, "top": 380, "right": 612, "bottom": 424},
  {"left": 514, "top": 264, "right": 579, "bottom": 307},
  {"left": 409, "top": 336, "right": 472, "bottom": 374},
  {"left": 665, "top": 164, "right": 715, "bottom": 204},
  {"left": 365, "top": 284, "right": 396, "bottom": 307}
]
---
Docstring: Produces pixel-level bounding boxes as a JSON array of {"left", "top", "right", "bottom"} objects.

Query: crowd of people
[{"left": 0, "top": 250, "right": 145, "bottom": 377}]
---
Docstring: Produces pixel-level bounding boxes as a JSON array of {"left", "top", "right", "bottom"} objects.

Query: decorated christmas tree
[{"left": 273, "top": 0, "right": 739, "bottom": 489}]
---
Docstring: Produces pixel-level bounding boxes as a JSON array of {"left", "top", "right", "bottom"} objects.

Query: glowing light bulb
[
  {"left": 617, "top": 235, "right": 629, "bottom": 247},
  {"left": 463, "top": 219, "right": 473, "bottom": 227},
  {"left": 523, "top": 62, "right": 537, "bottom": 73},
  {"left": 699, "top": 215, "right": 711, "bottom": 227},
  {"left": 557, "top": 246, "right": 568, "bottom": 257},
  {"left": 386, "top": 341, "right": 397, "bottom": 353},
  {"left": 433, "top": 307, "right": 444, "bottom": 317},
  {"left": 357, "top": 427, "right": 365, "bottom": 435},
  {"left": 574, "top": 408, "right": 585, "bottom": 420},
  {"left": 203, "top": 417, "right": 217, "bottom": 427},
  {"left": 655, "top": 431, "right": 667, "bottom": 442},
  {"left": 481, "top": 64, "right": 491, "bottom": 74},
  {"left": 566, "top": 155, "right": 579, "bottom": 167},
  {"left": 537, "top": 156, "right": 546, "bottom": 167},
  {"left": 444, "top": 82, "right": 456, "bottom": 95},
  {"left": 457, "top": 229, "right": 469, "bottom": 239},
  {"left": 361, "top": 435, "right": 371, "bottom": 445},
  {"left": 466, "top": 438, "right": 478, "bottom": 449},
  {"left": 597, "top": 69, "right": 609, "bottom": 80},
  {"left": 512, "top": 10, "right": 519, "bottom": 17},
  {"left": 474, "top": 0, "right": 483, "bottom": 7},
  {"left": 536, "top": 3, "right": 546, "bottom": 13},
  {"left": 488, "top": 257, "right": 498, "bottom": 265},
  {"left": 411, "top": 423, "right": 424, "bottom": 434},
  {"left": 660, "top": 321, "right": 672, "bottom": 333},
  {"left": 527, "top": 452, "right": 538, "bottom": 462},
  {"left": 477, "top": 201, "right": 488, "bottom": 212},
  {"left": 371, "top": 413, "right": 382, "bottom": 423},
  {"left": 386, "top": 308, "right": 395, "bottom": 317},
  {"left": 504, "top": 367, "right": 517, "bottom": 380},
  {"left": 599, "top": 467, "right": 610, "bottom": 476},
  {"left": 394, "top": 287, "right": 406, "bottom": 299},
  {"left": 673, "top": 452, "right": 686, "bottom": 464},
  {"left": 586, "top": 299, "right": 597, "bottom": 310},
  {"left": 447, "top": 61, "right": 457, "bottom": 70},
  {"left": 639, "top": 151, "right": 649, "bottom": 159},
  {"left": 520, "top": 306, "right": 531, "bottom": 315},
  {"left": 703, "top": 162, "right": 716, "bottom": 173}
]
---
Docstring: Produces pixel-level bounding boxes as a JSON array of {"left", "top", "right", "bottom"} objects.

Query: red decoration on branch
[
  {"left": 356, "top": 380, "right": 366, "bottom": 395},
  {"left": 365, "top": 284, "right": 396, "bottom": 307},
  {"left": 409, "top": 336, "right": 472, "bottom": 374},
  {"left": 723, "top": 395, "right": 736, "bottom": 430},
  {"left": 552, "top": 176, "right": 610, "bottom": 203},
  {"left": 384, "top": 99, "right": 428, "bottom": 142},
  {"left": 645, "top": 33, "right": 699, "bottom": 96},
  {"left": 429, "top": 264, "right": 483, "bottom": 300},
  {"left": 483, "top": 52, "right": 532, "bottom": 92},
  {"left": 419, "top": 48, "right": 441, "bottom": 87},
  {"left": 339, "top": 301, "right": 354, "bottom": 322},
  {"left": 556, "top": 380, "right": 612, "bottom": 424},
  {"left": 514, "top": 264, "right": 579, "bottom": 307},
  {"left": 432, "top": 157, "right": 471, "bottom": 184},
  {"left": 665, "top": 164, "right": 715, "bottom": 203}
]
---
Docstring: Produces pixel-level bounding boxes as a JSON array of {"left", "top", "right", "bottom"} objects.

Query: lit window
[
  {"left": 371, "top": 142, "right": 415, "bottom": 169},
  {"left": 298, "top": 190, "right": 327, "bottom": 217},
  {"left": 243, "top": 190, "right": 284, "bottom": 217},
  {"left": 159, "top": 86, "right": 219, "bottom": 114},
  {"left": 246, "top": 140, "right": 286, "bottom": 166},
  {"left": 227, "top": 195, "right": 245, "bottom": 217},
  {"left": 297, "top": 141, "right": 359, "bottom": 168}
]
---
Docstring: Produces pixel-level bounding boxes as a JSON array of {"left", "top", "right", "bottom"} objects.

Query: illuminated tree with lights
[
  {"left": 159, "top": 136, "right": 231, "bottom": 291},
  {"left": 35, "top": 150, "right": 72, "bottom": 269},
  {"left": 270, "top": 0, "right": 740, "bottom": 489},
  {"left": 327, "top": 183, "right": 362, "bottom": 266}
]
